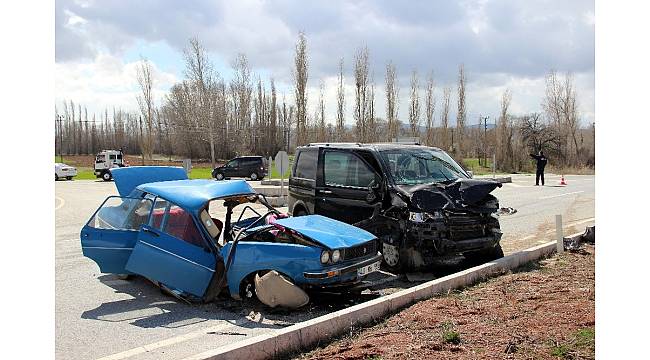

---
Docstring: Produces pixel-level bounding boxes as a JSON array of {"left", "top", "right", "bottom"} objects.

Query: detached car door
[
  {"left": 81, "top": 196, "right": 154, "bottom": 274},
  {"left": 125, "top": 198, "right": 217, "bottom": 298}
]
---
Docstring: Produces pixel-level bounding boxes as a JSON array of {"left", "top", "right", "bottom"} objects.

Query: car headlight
[
  {"left": 320, "top": 250, "right": 330, "bottom": 264},
  {"left": 331, "top": 249, "right": 341, "bottom": 263}
]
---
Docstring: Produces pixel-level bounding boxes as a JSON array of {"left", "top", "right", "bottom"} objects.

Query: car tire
[
  {"left": 293, "top": 208, "right": 308, "bottom": 217},
  {"left": 464, "top": 243, "right": 505, "bottom": 265},
  {"left": 102, "top": 171, "right": 112, "bottom": 181},
  {"left": 381, "top": 242, "right": 405, "bottom": 273},
  {"left": 215, "top": 173, "right": 225, "bottom": 180},
  {"left": 55, "top": 174, "right": 59, "bottom": 181},
  {"left": 66, "top": 176, "right": 73, "bottom": 180},
  {"left": 249, "top": 172, "right": 259, "bottom": 181}
]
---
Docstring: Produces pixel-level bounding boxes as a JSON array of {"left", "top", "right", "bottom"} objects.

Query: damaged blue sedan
[{"left": 81, "top": 166, "right": 382, "bottom": 308}]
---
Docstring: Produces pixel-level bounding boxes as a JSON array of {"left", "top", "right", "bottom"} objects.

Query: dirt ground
[{"left": 296, "top": 245, "right": 595, "bottom": 360}]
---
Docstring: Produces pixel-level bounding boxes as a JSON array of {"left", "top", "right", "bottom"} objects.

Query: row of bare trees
[{"left": 55, "top": 34, "right": 594, "bottom": 171}]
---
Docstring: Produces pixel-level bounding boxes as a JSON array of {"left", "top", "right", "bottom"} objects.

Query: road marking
[
  {"left": 96, "top": 320, "right": 249, "bottom": 360},
  {"left": 539, "top": 191, "right": 584, "bottom": 200},
  {"left": 55, "top": 196, "right": 65, "bottom": 210}
]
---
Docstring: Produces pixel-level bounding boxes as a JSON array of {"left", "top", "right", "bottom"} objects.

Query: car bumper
[{"left": 302, "top": 253, "right": 383, "bottom": 285}]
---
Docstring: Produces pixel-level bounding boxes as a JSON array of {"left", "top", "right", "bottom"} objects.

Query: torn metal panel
[{"left": 254, "top": 271, "right": 310, "bottom": 309}]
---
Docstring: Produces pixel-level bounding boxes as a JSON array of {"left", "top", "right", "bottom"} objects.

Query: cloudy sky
[{"left": 55, "top": 0, "right": 595, "bottom": 126}]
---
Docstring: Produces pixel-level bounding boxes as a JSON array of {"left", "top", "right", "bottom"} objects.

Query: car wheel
[
  {"left": 464, "top": 243, "right": 504, "bottom": 265},
  {"left": 215, "top": 173, "right": 225, "bottom": 180},
  {"left": 249, "top": 172, "right": 259, "bottom": 181},
  {"left": 102, "top": 171, "right": 112, "bottom": 181},
  {"left": 66, "top": 176, "right": 73, "bottom": 180},
  {"left": 293, "top": 208, "right": 308, "bottom": 217},
  {"left": 381, "top": 242, "right": 405, "bottom": 273},
  {"left": 55, "top": 173, "right": 59, "bottom": 181}
]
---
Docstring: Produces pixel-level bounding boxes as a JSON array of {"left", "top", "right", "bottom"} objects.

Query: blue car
[{"left": 80, "top": 166, "right": 382, "bottom": 307}]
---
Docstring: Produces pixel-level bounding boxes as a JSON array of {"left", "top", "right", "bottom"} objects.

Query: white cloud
[{"left": 55, "top": 54, "right": 177, "bottom": 115}]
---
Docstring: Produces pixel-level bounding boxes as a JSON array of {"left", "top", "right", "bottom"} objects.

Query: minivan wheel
[
  {"left": 102, "top": 171, "right": 112, "bottom": 181},
  {"left": 55, "top": 174, "right": 59, "bottom": 181},
  {"left": 293, "top": 208, "right": 307, "bottom": 217},
  {"left": 382, "top": 242, "right": 405, "bottom": 273},
  {"left": 215, "top": 173, "right": 225, "bottom": 180},
  {"left": 250, "top": 172, "right": 258, "bottom": 181}
]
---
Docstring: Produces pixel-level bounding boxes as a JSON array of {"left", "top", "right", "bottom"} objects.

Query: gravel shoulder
[{"left": 295, "top": 245, "right": 595, "bottom": 360}]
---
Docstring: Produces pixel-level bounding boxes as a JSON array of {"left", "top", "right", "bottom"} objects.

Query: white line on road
[
  {"left": 55, "top": 196, "right": 65, "bottom": 210},
  {"left": 539, "top": 191, "right": 584, "bottom": 200},
  {"left": 95, "top": 320, "right": 250, "bottom": 360}
]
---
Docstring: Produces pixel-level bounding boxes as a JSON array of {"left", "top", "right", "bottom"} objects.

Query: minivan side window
[
  {"left": 324, "top": 151, "right": 377, "bottom": 188},
  {"left": 293, "top": 150, "right": 317, "bottom": 180}
]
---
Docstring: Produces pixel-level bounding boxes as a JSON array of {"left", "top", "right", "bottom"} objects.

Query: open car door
[
  {"left": 125, "top": 200, "right": 217, "bottom": 298},
  {"left": 81, "top": 196, "right": 154, "bottom": 274}
]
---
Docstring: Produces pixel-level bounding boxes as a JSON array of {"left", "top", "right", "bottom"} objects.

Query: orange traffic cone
[{"left": 560, "top": 175, "right": 567, "bottom": 186}]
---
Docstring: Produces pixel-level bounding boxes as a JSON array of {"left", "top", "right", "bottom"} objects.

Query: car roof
[
  {"left": 137, "top": 179, "right": 256, "bottom": 212},
  {"left": 235, "top": 156, "right": 263, "bottom": 159},
  {"left": 299, "top": 143, "right": 443, "bottom": 152}
]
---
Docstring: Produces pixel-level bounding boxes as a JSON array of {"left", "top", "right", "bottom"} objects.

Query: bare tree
[
  {"left": 441, "top": 87, "right": 451, "bottom": 150},
  {"left": 353, "top": 46, "right": 370, "bottom": 142},
  {"left": 231, "top": 53, "right": 253, "bottom": 154},
  {"left": 408, "top": 70, "right": 421, "bottom": 138},
  {"left": 317, "top": 81, "right": 326, "bottom": 142},
  {"left": 385, "top": 61, "right": 399, "bottom": 141},
  {"left": 456, "top": 64, "right": 466, "bottom": 155},
  {"left": 368, "top": 79, "right": 376, "bottom": 142},
  {"left": 293, "top": 32, "right": 309, "bottom": 146},
  {"left": 496, "top": 89, "right": 513, "bottom": 170},
  {"left": 336, "top": 58, "right": 345, "bottom": 141},
  {"left": 136, "top": 57, "right": 155, "bottom": 160},
  {"left": 424, "top": 71, "right": 435, "bottom": 146}
]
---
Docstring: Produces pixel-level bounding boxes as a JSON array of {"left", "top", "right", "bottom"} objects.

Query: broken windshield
[{"left": 380, "top": 148, "right": 469, "bottom": 185}]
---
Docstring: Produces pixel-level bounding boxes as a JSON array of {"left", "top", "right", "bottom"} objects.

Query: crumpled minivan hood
[
  {"left": 404, "top": 178, "right": 501, "bottom": 213},
  {"left": 274, "top": 215, "right": 377, "bottom": 249}
]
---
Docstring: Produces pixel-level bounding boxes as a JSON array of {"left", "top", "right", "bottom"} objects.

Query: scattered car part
[
  {"left": 254, "top": 271, "right": 310, "bottom": 309},
  {"left": 564, "top": 226, "right": 595, "bottom": 251}
]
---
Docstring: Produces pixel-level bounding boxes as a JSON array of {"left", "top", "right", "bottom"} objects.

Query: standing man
[{"left": 530, "top": 150, "right": 548, "bottom": 186}]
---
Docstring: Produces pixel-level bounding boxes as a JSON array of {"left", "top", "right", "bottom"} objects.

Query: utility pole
[{"left": 56, "top": 115, "right": 64, "bottom": 162}]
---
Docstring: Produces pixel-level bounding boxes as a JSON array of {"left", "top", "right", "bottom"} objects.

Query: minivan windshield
[{"left": 380, "top": 148, "right": 468, "bottom": 185}]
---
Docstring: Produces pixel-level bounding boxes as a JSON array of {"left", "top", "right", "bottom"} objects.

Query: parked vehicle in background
[
  {"left": 288, "top": 143, "right": 504, "bottom": 272},
  {"left": 80, "top": 166, "right": 381, "bottom": 307},
  {"left": 55, "top": 163, "right": 78, "bottom": 181},
  {"left": 94, "top": 149, "right": 126, "bottom": 181},
  {"left": 212, "top": 156, "right": 266, "bottom": 181}
]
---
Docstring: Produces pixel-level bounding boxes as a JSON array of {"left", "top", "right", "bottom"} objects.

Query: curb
[{"left": 185, "top": 240, "right": 557, "bottom": 360}]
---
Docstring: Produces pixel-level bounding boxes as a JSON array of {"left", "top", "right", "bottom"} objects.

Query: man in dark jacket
[{"left": 530, "top": 151, "right": 548, "bottom": 186}]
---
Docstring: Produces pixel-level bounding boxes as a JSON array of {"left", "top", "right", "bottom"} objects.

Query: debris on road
[
  {"left": 497, "top": 206, "right": 518, "bottom": 215},
  {"left": 296, "top": 244, "right": 595, "bottom": 360},
  {"left": 564, "top": 225, "right": 595, "bottom": 251},
  {"left": 254, "top": 271, "right": 310, "bottom": 309}
]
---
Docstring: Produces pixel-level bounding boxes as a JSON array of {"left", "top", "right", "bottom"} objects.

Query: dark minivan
[
  {"left": 212, "top": 156, "right": 266, "bottom": 181},
  {"left": 288, "top": 143, "right": 504, "bottom": 272}
]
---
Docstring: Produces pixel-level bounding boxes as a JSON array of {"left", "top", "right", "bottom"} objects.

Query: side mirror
[
  {"left": 366, "top": 178, "right": 383, "bottom": 204},
  {"left": 466, "top": 170, "right": 474, "bottom": 178}
]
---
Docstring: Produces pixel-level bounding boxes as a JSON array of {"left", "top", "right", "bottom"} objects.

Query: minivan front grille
[
  {"left": 446, "top": 212, "right": 491, "bottom": 241},
  {"left": 343, "top": 240, "right": 377, "bottom": 260}
]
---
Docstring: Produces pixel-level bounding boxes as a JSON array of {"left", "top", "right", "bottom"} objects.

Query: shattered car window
[
  {"left": 87, "top": 197, "right": 153, "bottom": 231},
  {"left": 380, "top": 148, "right": 468, "bottom": 185}
]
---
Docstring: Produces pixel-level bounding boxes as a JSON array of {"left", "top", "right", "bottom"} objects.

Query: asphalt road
[{"left": 55, "top": 174, "right": 594, "bottom": 360}]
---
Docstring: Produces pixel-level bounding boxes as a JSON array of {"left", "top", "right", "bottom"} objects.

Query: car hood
[
  {"left": 399, "top": 178, "right": 501, "bottom": 213},
  {"left": 111, "top": 166, "right": 188, "bottom": 197},
  {"left": 274, "top": 215, "right": 377, "bottom": 249}
]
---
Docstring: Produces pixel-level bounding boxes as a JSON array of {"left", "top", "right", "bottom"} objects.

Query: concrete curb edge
[{"left": 186, "top": 240, "right": 557, "bottom": 360}]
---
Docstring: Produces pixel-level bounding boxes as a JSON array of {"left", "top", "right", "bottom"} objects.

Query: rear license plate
[{"left": 357, "top": 261, "right": 381, "bottom": 277}]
